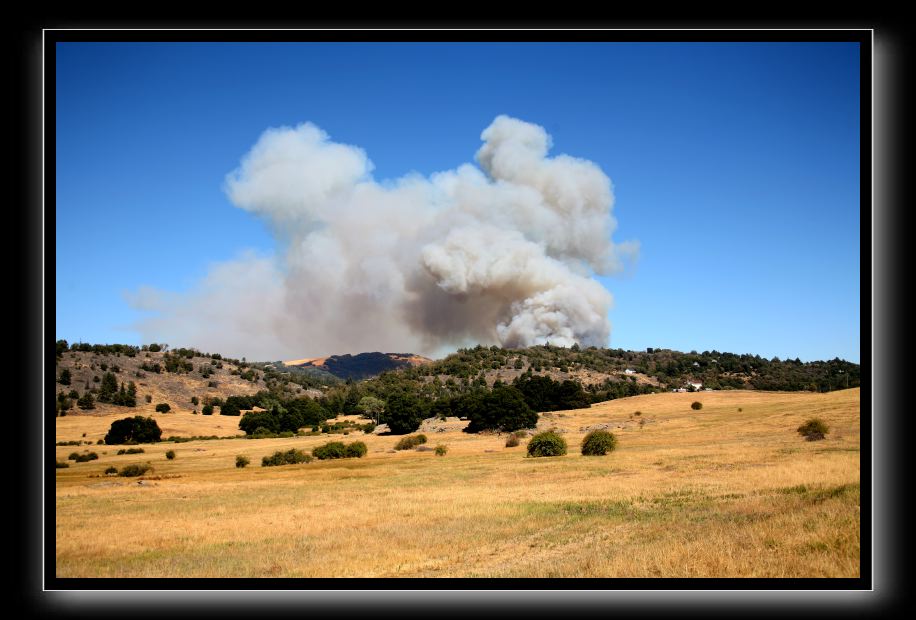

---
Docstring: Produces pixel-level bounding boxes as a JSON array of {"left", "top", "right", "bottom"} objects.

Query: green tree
[
  {"left": 77, "top": 392, "right": 95, "bottom": 410},
  {"left": 97, "top": 372, "right": 119, "bottom": 403},
  {"left": 58, "top": 368, "right": 71, "bottom": 386},
  {"left": 104, "top": 416, "right": 162, "bottom": 444},
  {"left": 464, "top": 384, "right": 538, "bottom": 433},
  {"left": 384, "top": 390, "right": 425, "bottom": 435},
  {"left": 357, "top": 396, "right": 385, "bottom": 426}
]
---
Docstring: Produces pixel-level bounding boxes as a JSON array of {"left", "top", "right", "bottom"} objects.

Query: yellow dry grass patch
[{"left": 55, "top": 388, "right": 860, "bottom": 578}]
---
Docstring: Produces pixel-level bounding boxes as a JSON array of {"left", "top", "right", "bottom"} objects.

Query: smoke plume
[{"left": 130, "top": 115, "right": 637, "bottom": 360}]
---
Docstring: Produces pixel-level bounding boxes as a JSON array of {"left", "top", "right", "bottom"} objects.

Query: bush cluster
[
  {"left": 526, "top": 430, "right": 567, "bottom": 458},
  {"left": 580, "top": 429, "right": 617, "bottom": 456},
  {"left": 118, "top": 463, "right": 151, "bottom": 477},
  {"left": 394, "top": 434, "right": 428, "bottom": 450},
  {"left": 117, "top": 447, "right": 145, "bottom": 455},
  {"left": 261, "top": 449, "right": 312, "bottom": 467},
  {"left": 235, "top": 455, "right": 250, "bottom": 468},
  {"left": 312, "top": 441, "right": 368, "bottom": 460},
  {"left": 68, "top": 451, "right": 99, "bottom": 462}
]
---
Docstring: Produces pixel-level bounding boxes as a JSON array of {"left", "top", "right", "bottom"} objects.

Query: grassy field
[{"left": 55, "top": 388, "right": 860, "bottom": 578}]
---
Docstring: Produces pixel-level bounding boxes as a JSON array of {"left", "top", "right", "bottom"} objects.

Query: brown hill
[
  {"left": 282, "top": 351, "right": 433, "bottom": 381},
  {"left": 54, "top": 349, "right": 283, "bottom": 417}
]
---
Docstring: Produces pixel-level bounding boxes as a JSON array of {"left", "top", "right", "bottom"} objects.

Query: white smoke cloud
[{"left": 130, "top": 115, "right": 637, "bottom": 360}]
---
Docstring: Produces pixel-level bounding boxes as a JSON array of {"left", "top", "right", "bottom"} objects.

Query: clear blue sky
[{"left": 55, "top": 41, "right": 861, "bottom": 363}]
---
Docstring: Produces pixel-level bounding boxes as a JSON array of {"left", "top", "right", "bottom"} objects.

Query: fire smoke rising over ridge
[{"left": 131, "top": 116, "right": 637, "bottom": 360}]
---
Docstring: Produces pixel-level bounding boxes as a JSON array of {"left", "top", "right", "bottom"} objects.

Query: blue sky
[{"left": 56, "top": 41, "right": 861, "bottom": 362}]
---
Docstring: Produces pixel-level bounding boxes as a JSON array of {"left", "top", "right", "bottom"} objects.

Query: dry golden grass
[{"left": 55, "top": 388, "right": 860, "bottom": 578}]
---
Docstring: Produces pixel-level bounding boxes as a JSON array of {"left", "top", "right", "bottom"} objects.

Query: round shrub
[
  {"left": 797, "top": 418, "right": 829, "bottom": 441},
  {"left": 56, "top": 461, "right": 69, "bottom": 469},
  {"left": 505, "top": 433, "right": 520, "bottom": 448},
  {"left": 104, "top": 466, "right": 118, "bottom": 475},
  {"left": 165, "top": 450, "right": 176, "bottom": 460},
  {"left": 526, "top": 430, "right": 568, "bottom": 458},
  {"left": 312, "top": 441, "right": 347, "bottom": 460},
  {"left": 691, "top": 401, "right": 703, "bottom": 410},
  {"left": 344, "top": 441, "right": 368, "bottom": 458},
  {"left": 235, "top": 455, "right": 250, "bottom": 468},
  {"left": 155, "top": 403, "right": 171, "bottom": 413},
  {"left": 394, "top": 434, "right": 427, "bottom": 450},
  {"left": 581, "top": 429, "right": 617, "bottom": 456},
  {"left": 435, "top": 444, "right": 448, "bottom": 456}
]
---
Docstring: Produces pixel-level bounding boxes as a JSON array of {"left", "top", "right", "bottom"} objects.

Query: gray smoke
[{"left": 129, "top": 115, "right": 637, "bottom": 360}]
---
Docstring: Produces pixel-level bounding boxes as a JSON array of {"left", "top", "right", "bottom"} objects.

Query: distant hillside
[
  {"left": 280, "top": 352, "right": 433, "bottom": 381},
  {"left": 55, "top": 340, "right": 860, "bottom": 424},
  {"left": 53, "top": 342, "right": 326, "bottom": 417},
  {"left": 363, "top": 344, "right": 861, "bottom": 397}
]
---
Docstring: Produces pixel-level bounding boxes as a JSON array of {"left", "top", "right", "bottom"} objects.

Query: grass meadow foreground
[{"left": 55, "top": 388, "right": 860, "bottom": 578}]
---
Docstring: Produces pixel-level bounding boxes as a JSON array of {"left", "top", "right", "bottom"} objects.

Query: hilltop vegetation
[{"left": 56, "top": 340, "right": 860, "bottom": 440}]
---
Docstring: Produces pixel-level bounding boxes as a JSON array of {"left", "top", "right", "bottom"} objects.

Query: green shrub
[
  {"left": 797, "top": 418, "right": 829, "bottom": 441},
  {"left": 104, "top": 466, "right": 118, "bottom": 475},
  {"left": 691, "top": 401, "right": 703, "bottom": 410},
  {"left": 261, "top": 449, "right": 312, "bottom": 467},
  {"left": 581, "top": 429, "right": 617, "bottom": 456},
  {"left": 165, "top": 450, "right": 176, "bottom": 460},
  {"left": 435, "top": 444, "right": 448, "bottom": 456},
  {"left": 117, "top": 447, "right": 145, "bottom": 455},
  {"left": 69, "top": 451, "right": 99, "bottom": 462},
  {"left": 118, "top": 463, "right": 151, "bottom": 477},
  {"left": 394, "top": 434, "right": 427, "bottom": 450},
  {"left": 235, "top": 455, "right": 250, "bottom": 468},
  {"left": 344, "top": 441, "right": 368, "bottom": 458},
  {"left": 155, "top": 403, "right": 171, "bottom": 413},
  {"left": 526, "top": 430, "right": 567, "bottom": 457},
  {"left": 250, "top": 426, "right": 274, "bottom": 438},
  {"left": 56, "top": 461, "right": 69, "bottom": 469},
  {"left": 312, "top": 441, "right": 347, "bottom": 460}
]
